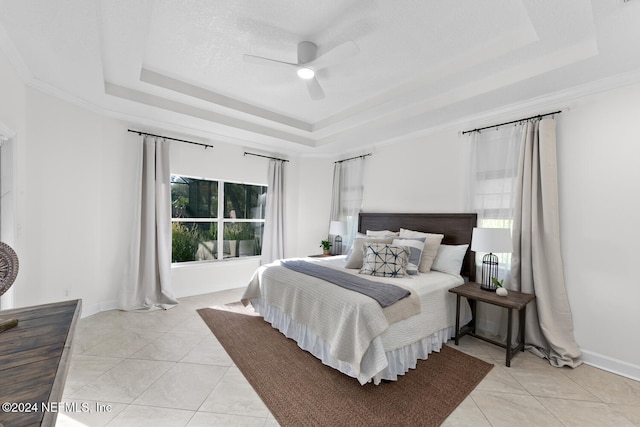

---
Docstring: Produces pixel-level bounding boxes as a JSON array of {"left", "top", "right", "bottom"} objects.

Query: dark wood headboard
[{"left": 358, "top": 213, "right": 477, "bottom": 281}]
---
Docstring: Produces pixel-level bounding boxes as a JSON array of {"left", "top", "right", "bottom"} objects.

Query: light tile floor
[{"left": 57, "top": 288, "right": 640, "bottom": 426}]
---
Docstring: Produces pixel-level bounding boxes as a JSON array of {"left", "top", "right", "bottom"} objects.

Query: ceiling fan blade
[
  {"left": 243, "top": 54, "right": 298, "bottom": 70},
  {"left": 306, "top": 76, "right": 325, "bottom": 100},
  {"left": 309, "top": 41, "right": 359, "bottom": 69}
]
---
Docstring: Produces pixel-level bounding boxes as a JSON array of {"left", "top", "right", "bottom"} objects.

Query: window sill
[{"left": 171, "top": 256, "right": 261, "bottom": 268}]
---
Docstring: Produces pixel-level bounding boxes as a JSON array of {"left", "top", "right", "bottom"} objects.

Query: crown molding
[
  {"left": 0, "top": 25, "right": 32, "bottom": 82},
  {"left": 368, "top": 67, "right": 640, "bottom": 149},
  {"left": 0, "top": 120, "right": 16, "bottom": 140}
]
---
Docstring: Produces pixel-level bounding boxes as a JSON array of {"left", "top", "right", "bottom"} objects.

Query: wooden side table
[
  {"left": 449, "top": 282, "right": 535, "bottom": 367},
  {"left": 0, "top": 299, "right": 82, "bottom": 427}
]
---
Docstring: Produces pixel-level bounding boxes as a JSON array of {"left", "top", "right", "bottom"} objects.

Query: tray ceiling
[{"left": 1, "top": 0, "right": 640, "bottom": 156}]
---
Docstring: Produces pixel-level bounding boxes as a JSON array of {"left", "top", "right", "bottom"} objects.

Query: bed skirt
[{"left": 250, "top": 297, "right": 459, "bottom": 385}]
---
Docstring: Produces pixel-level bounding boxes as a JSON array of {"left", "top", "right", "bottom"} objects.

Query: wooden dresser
[{"left": 0, "top": 299, "right": 82, "bottom": 427}]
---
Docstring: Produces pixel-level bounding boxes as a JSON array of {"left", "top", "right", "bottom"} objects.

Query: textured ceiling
[{"left": 1, "top": 0, "right": 640, "bottom": 156}]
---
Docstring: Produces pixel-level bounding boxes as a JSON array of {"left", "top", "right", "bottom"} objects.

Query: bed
[{"left": 241, "top": 212, "right": 476, "bottom": 385}]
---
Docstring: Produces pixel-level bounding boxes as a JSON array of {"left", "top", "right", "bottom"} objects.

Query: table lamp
[
  {"left": 471, "top": 227, "right": 513, "bottom": 291},
  {"left": 329, "top": 221, "right": 347, "bottom": 255}
]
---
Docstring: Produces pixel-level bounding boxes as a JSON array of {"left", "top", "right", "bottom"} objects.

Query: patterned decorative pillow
[
  {"left": 360, "top": 243, "right": 410, "bottom": 277},
  {"left": 345, "top": 237, "right": 394, "bottom": 269}
]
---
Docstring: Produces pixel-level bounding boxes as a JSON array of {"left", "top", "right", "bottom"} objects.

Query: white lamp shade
[
  {"left": 471, "top": 227, "right": 513, "bottom": 253},
  {"left": 329, "top": 221, "right": 347, "bottom": 236}
]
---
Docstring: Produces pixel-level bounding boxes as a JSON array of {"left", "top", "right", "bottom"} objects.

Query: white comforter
[{"left": 242, "top": 256, "right": 471, "bottom": 384}]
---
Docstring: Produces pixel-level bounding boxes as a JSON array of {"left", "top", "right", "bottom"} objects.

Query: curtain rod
[
  {"left": 461, "top": 110, "right": 562, "bottom": 135},
  {"left": 127, "top": 129, "right": 214, "bottom": 149},
  {"left": 335, "top": 153, "right": 372, "bottom": 164},
  {"left": 244, "top": 152, "right": 289, "bottom": 162}
]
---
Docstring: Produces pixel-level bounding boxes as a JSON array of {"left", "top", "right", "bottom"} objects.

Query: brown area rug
[{"left": 197, "top": 304, "right": 492, "bottom": 427}]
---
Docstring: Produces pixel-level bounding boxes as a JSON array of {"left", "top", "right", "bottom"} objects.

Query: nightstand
[{"left": 449, "top": 282, "right": 535, "bottom": 367}]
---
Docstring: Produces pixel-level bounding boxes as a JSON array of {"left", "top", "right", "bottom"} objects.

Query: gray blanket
[{"left": 281, "top": 260, "right": 410, "bottom": 307}]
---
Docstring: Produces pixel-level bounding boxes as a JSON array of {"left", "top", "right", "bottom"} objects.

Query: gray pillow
[
  {"left": 392, "top": 237, "right": 426, "bottom": 275},
  {"left": 399, "top": 228, "right": 444, "bottom": 272}
]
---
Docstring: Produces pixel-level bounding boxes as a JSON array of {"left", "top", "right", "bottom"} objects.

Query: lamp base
[
  {"left": 333, "top": 235, "right": 342, "bottom": 255},
  {"left": 480, "top": 253, "right": 499, "bottom": 291}
]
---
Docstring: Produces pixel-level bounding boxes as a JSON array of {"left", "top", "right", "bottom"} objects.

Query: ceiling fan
[{"left": 243, "top": 40, "right": 359, "bottom": 100}]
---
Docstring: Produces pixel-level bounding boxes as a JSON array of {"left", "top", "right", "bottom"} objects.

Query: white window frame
[{"left": 171, "top": 174, "right": 266, "bottom": 264}]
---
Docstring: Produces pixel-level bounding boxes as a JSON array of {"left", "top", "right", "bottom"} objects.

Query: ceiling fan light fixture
[{"left": 297, "top": 67, "right": 315, "bottom": 80}]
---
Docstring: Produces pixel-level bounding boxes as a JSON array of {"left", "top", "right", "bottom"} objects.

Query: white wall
[
  {"left": 361, "top": 131, "right": 471, "bottom": 212},
  {"left": 291, "top": 130, "right": 472, "bottom": 257},
  {"left": 1, "top": 82, "right": 139, "bottom": 316},
  {"left": 0, "top": 51, "right": 25, "bottom": 132},
  {"left": 0, "top": 50, "right": 25, "bottom": 310},
  {"left": 292, "top": 157, "right": 334, "bottom": 256},
  {"left": 558, "top": 83, "right": 640, "bottom": 379}
]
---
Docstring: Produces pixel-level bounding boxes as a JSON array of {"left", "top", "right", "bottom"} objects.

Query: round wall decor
[{"left": 0, "top": 242, "right": 19, "bottom": 297}]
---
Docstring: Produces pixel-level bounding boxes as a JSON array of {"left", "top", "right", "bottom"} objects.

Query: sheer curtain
[
  {"left": 511, "top": 118, "right": 581, "bottom": 367},
  {"left": 120, "top": 135, "right": 178, "bottom": 311},
  {"left": 329, "top": 158, "right": 365, "bottom": 254},
  {"left": 469, "top": 124, "right": 523, "bottom": 334},
  {"left": 261, "top": 159, "right": 286, "bottom": 264}
]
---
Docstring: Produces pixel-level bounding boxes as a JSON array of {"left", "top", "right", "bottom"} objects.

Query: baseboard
[
  {"left": 580, "top": 349, "right": 640, "bottom": 381},
  {"left": 100, "top": 299, "right": 119, "bottom": 312},
  {"left": 80, "top": 299, "right": 118, "bottom": 318},
  {"left": 80, "top": 301, "right": 101, "bottom": 318}
]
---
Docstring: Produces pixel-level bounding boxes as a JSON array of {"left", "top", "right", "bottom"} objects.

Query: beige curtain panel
[
  {"left": 510, "top": 118, "right": 581, "bottom": 368},
  {"left": 120, "top": 135, "right": 178, "bottom": 310},
  {"left": 261, "top": 159, "right": 286, "bottom": 264}
]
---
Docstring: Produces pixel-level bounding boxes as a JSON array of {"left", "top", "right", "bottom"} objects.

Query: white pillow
[
  {"left": 346, "top": 233, "right": 367, "bottom": 252},
  {"left": 366, "top": 229, "right": 399, "bottom": 237},
  {"left": 431, "top": 244, "right": 469, "bottom": 275},
  {"left": 345, "top": 237, "right": 394, "bottom": 269},
  {"left": 398, "top": 228, "right": 444, "bottom": 273},
  {"left": 392, "top": 238, "right": 425, "bottom": 275}
]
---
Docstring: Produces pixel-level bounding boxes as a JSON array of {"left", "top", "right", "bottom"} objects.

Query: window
[
  {"left": 171, "top": 175, "right": 266, "bottom": 263},
  {"left": 470, "top": 125, "right": 523, "bottom": 266}
]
